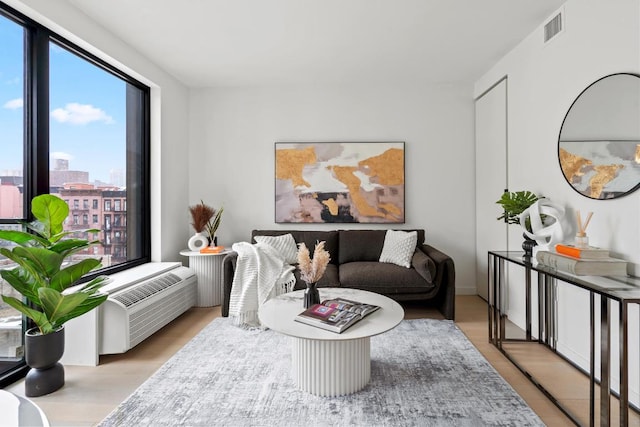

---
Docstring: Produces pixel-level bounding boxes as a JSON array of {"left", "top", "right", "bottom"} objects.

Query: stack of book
[{"left": 535, "top": 244, "right": 628, "bottom": 276}]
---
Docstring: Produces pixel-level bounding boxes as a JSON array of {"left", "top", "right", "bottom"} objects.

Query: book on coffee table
[{"left": 295, "top": 298, "right": 381, "bottom": 333}]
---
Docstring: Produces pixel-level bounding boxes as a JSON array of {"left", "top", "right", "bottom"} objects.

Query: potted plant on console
[
  {"left": 0, "top": 194, "right": 110, "bottom": 397},
  {"left": 496, "top": 190, "right": 540, "bottom": 259}
]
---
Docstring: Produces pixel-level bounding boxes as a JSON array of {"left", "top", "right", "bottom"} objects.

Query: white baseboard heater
[
  {"left": 61, "top": 262, "right": 197, "bottom": 366},
  {"left": 99, "top": 262, "right": 197, "bottom": 355}
]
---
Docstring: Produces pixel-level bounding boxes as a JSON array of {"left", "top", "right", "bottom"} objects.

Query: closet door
[{"left": 475, "top": 78, "right": 508, "bottom": 300}]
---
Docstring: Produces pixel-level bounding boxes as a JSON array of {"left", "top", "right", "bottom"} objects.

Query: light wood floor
[{"left": 6, "top": 295, "right": 615, "bottom": 426}]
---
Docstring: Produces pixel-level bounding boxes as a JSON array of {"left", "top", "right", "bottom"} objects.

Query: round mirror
[{"left": 558, "top": 73, "right": 640, "bottom": 199}]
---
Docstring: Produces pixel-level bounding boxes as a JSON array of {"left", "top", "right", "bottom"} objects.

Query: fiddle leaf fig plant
[{"left": 0, "top": 194, "right": 110, "bottom": 335}]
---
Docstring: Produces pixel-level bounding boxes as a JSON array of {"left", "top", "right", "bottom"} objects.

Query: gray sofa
[{"left": 221, "top": 229, "right": 455, "bottom": 320}]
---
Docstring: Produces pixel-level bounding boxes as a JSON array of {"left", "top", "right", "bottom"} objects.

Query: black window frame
[{"left": 0, "top": 2, "right": 151, "bottom": 387}]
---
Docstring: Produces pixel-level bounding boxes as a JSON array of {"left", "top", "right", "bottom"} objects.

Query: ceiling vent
[{"left": 544, "top": 10, "right": 564, "bottom": 43}]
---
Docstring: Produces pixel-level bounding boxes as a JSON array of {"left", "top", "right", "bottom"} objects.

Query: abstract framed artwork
[{"left": 275, "top": 142, "right": 405, "bottom": 223}]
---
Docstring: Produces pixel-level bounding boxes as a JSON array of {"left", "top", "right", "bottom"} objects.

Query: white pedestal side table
[
  {"left": 259, "top": 288, "right": 404, "bottom": 397},
  {"left": 179, "top": 249, "right": 229, "bottom": 307}
]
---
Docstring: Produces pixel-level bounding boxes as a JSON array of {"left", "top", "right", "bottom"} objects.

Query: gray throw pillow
[{"left": 412, "top": 249, "right": 436, "bottom": 283}]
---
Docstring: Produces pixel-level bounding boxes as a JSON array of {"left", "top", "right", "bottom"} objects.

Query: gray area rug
[{"left": 99, "top": 318, "right": 543, "bottom": 426}]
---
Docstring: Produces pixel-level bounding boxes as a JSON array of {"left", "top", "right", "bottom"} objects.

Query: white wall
[
  {"left": 6, "top": 0, "right": 191, "bottom": 263},
  {"left": 475, "top": 0, "right": 640, "bottom": 404},
  {"left": 189, "top": 84, "right": 477, "bottom": 293}
]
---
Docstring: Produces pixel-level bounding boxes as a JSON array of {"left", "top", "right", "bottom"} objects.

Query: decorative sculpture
[{"left": 519, "top": 199, "right": 565, "bottom": 252}]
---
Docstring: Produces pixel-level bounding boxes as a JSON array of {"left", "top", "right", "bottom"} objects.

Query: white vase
[{"left": 188, "top": 232, "right": 208, "bottom": 251}]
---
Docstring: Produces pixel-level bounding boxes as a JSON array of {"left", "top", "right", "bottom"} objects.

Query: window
[
  {"left": 0, "top": 3, "right": 150, "bottom": 387},
  {"left": 114, "top": 200, "right": 121, "bottom": 211},
  {"left": 104, "top": 200, "right": 111, "bottom": 211}
]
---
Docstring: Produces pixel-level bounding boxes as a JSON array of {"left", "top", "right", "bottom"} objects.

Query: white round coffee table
[
  {"left": 0, "top": 390, "right": 50, "bottom": 426},
  {"left": 258, "top": 288, "right": 404, "bottom": 397}
]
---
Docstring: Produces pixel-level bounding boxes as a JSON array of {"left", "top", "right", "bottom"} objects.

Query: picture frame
[{"left": 275, "top": 142, "right": 405, "bottom": 224}]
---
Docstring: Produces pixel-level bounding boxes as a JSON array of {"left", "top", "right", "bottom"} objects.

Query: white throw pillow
[
  {"left": 379, "top": 230, "right": 418, "bottom": 268},
  {"left": 254, "top": 233, "right": 298, "bottom": 264}
]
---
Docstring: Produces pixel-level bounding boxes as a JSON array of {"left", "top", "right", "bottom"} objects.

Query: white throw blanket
[{"left": 229, "top": 241, "right": 296, "bottom": 328}]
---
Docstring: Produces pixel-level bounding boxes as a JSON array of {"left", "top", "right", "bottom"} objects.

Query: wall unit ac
[
  {"left": 99, "top": 262, "right": 197, "bottom": 354},
  {"left": 61, "top": 262, "right": 197, "bottom": 366}
]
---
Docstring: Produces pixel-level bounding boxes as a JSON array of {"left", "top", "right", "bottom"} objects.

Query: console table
[{"left": 488, "top": 251, "right": 640, "bottom": 426}]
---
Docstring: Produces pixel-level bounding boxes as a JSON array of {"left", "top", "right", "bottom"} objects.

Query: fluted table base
[{"left": 291, "top": 337, "right": 371, "bottom": 397}]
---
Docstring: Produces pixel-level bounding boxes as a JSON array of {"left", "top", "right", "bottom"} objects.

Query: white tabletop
[
  {"left": 0, "top": 390, "right": 50, "bottom": 427},
  {"left": 258, "top": 288, "right": 404, "bottom": 341},
  {"left": 179, "top": 249, "right": 230, "bottom": 257}
]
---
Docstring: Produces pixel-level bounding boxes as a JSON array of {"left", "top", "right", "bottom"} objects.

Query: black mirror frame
[{"left": 557, "top": 72, "right": 640, "bottom": 200}]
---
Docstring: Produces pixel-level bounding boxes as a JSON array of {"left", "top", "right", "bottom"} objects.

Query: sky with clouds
[{"left": 1, "top": 15, "right": 126, "bottom": 184}]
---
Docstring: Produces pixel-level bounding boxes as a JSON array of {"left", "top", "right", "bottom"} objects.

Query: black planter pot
[{"left": 25, "top": 326, "right": 65, "bottom": 397}]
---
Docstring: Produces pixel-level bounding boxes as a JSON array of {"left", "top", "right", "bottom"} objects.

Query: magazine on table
[{"left": 295, "top": 298, "right": 381, "bottom": 333}]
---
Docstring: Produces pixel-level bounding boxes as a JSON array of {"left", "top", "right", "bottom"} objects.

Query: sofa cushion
[
  {"left": 339, "top": 230, "right": 386, "bottom": 263},
  {"left": 252, "top": 230, "right": 339, "bottom": 265},
  {"left": 339, "top": 261, "right": 436, "bottom": 294},
  {"left": 254, "top": 233, "right": 298, "bottom": 264},
  {"left": 379, "top": 230, "right": 418, "bottom": 268},
  {"left": 339, "top": 229, "right": 426, "bottom": 264}
]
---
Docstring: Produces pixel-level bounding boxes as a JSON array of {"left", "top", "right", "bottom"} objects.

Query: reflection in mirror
[{"left": 558, "top": 73, "right": 640, "bottom": 199}]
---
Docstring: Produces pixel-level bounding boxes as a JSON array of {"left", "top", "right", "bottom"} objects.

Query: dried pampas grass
[
  {"left": 297, "top": 241, "right": 331, "bottom": 284},
  {"left": 189, "top": 202, "right": 215, "bottom": 233}
]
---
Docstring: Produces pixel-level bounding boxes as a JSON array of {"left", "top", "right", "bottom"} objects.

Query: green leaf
[
  {"left": 0, "top": 229, "right": 49, "bottom": 247},
  {"left": 12, "top": 246, "right": 63, "bottom": 280},
  {"left": 1, "top": 295, "right": 53, "bottom": 334},
  {"left": 49, "top": 239, "right": 92, "bottom": 255},
  {"left": 206, "top": 206, "right": 224, "bottom": 238},
  {"left": 31, "top": 194, "right": 68, "bottom": 238},
  {"left": 0, "top": 269, "right": 42, "bottom": 306},
  {"left": 39, "top": 287, "right": 89, "bottom": 322},
  {"left": 50, "top": 258, "right": 102, "bottom": 291},
  {"left": 75, "top": 275, "right": 111, "bottom": 293},
  {"left": 51, "top": 293, "right": 108, "bottom": 328}
]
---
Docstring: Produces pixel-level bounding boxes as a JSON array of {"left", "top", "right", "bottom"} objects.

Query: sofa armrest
[
  {"left": 221, "top": 251, "right": 238, "bottom": 317},
  {"left": 420, "top": 244, "right": 456, "bottom": 320}
]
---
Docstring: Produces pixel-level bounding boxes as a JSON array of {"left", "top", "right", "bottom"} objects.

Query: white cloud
[
  {"left": 3, "top": 98, "right": 23, "bottom": 109},
  {"left": 51, "top": 103, "right": 114, "bottom": 125}
]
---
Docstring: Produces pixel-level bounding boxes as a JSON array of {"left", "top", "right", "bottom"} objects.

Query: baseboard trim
[{"left": 456, "top": 287, "right": 477, "bottom": 295}]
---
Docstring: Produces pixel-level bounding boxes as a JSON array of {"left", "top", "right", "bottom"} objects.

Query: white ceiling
[{"left": 64, "top": 0, "right": 566, "bottom": 88}]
